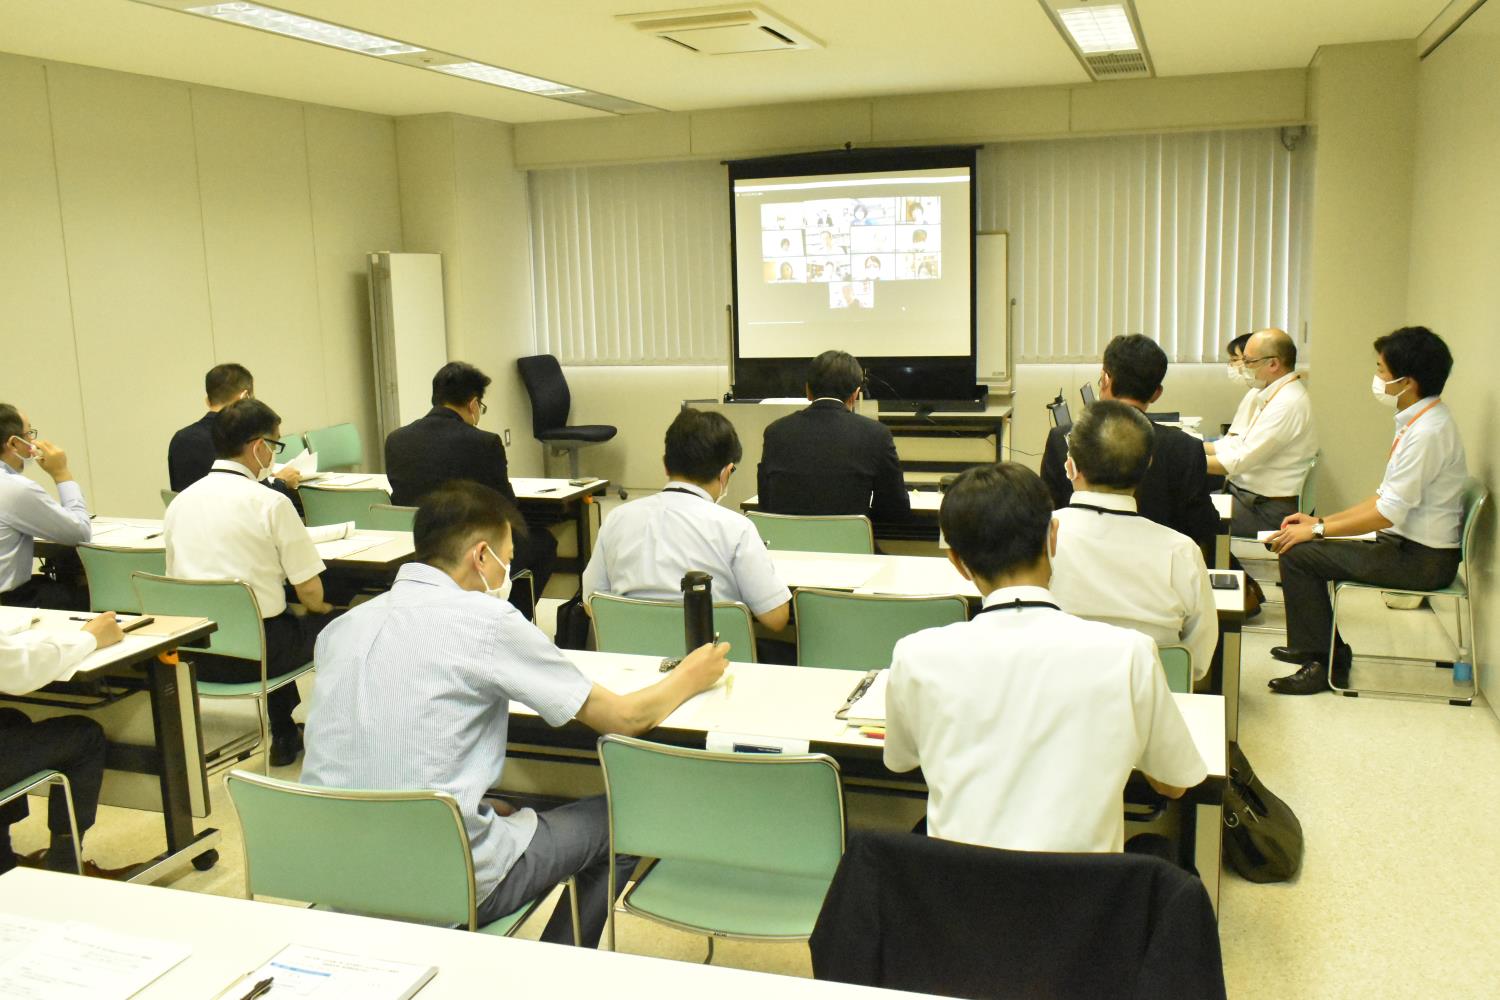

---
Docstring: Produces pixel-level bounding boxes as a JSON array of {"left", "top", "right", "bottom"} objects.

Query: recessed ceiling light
[
  {"left": 430, "top": 62, "right": 584, "bottom": 96},
  {"left": 185, "top": 2, "right": 423, "bottom": 57},
  {"left": 1055, "top": 4, "right": 1137, "bottom": 54}
]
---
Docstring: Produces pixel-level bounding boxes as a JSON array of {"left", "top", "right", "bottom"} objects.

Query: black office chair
[
  {"left": 1046, "top": 391, "right": 1072, "bottom": 431},
  {"left": 516, "top": 355, "right": 617, "bottom": 479},
  {"left": 1080, "top": 382, "right": 1097, "bottom": 407}
]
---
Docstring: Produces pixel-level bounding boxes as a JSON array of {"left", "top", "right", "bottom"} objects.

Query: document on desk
[
  {"left": 315, "top": 535, "right": 380, "bottom": 561},
  {"left": 274, "top": 450, "right": 319, "bottom": 480},
  {"left": 770, "top": 555, "right": 878, "bottom": 591},
  {"left": 1255, "top": 530, "right": 1378, "bottom": 543},
  {"left": 0, "top": 915, "right": 189, "bottom": 1000},
  {"left": 316, "top": 473, "right": 374, "bottom": 489},
  {"left": 218, "top": 944, "right": 436, "bottom": 1000},
  {"left": 841, "top": 670, "right": 889, "bottom": 726},
  {"left": 85, "top": 522, "right": 164, "bottom": 548}
]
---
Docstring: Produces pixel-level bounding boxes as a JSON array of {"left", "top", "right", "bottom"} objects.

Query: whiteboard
[{"left": 976, "top": 231, "right": 1011, "bottom": 391}]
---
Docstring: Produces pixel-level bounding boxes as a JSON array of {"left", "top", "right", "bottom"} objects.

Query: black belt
[
  {"left": 1227, "top": 483, "right": 1297, "bottom": 504},
  {"left": 976, "top": 599, "right": 1061, "bottom": 616}
]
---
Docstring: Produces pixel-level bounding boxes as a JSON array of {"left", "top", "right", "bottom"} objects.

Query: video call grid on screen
[{"left": 733, "top": 166, "right": 972, "bottom": 359}]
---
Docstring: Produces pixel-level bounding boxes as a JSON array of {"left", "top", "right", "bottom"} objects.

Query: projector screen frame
[{"left": 726, "top": 146, "right": 980, "bottom": 403}]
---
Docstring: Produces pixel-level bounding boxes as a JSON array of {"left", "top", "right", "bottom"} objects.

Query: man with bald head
[{"left": 1205, "top": 328, "right": 1317, "bottom": 535}]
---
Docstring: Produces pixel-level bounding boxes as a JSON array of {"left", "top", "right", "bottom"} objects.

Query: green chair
[
  {"left": 598, "top": 735, "right": 844, "bottom": 956},
  {"left": 77, "top": 545, "right": 166, "bottom": 614},
  {"left": 159, "top": 488, "right": 178, "bottom": 510},
  {"left": 589, "top": 594, "right": 757, "bottom": 663},
  {"left": 299, "top": 486, "right": 392, "bottom": 528},
  {"left": 131, "top": 573, "right": 314, "bottom": 774},
  {"left": 1330, "top": 480, "right": 1488, "bottom": 705},
  {"left": 279, "top": 432, "right": 309, "bottom": 464},
  {"left": 745, "top": 512, "right": 874, "bottom": 555},
  {"left": 363, "top": 504, "right": 417, "bottom": 531},
  {"left": 226, "top": 770, "right": 574, "bottom": 939},
  {"left": 305, "top": 423, "right": 362, "bottom": 471},
  {"left": 1298, "top": 451, "right": 1320, "bottom": 517},
  {"left": 1157, "top": 644, "right": 1194, "bottom": 694},
  {"left": 0, "top": 771, "right": 82, "bottom": 875},
  {"left": 793, "top": 589, "right": 968, "bottom": 670}
]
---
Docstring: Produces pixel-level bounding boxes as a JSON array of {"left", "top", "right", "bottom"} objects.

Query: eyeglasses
[
  {"left": 1241, "top": 356, "right": 1274, "bottom": 367},
  {"left": 479, "top": 400, "right": 488, "bottom": 416},
  {"left": 261, "top": 437, "right": 287, "bottom": 454},
  {"left": 21, "top": 428, "right": 37, "bottom": 441}
]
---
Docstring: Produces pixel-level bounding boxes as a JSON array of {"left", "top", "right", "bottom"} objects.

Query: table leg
[{"left": 1222, "top": 625, "right": 1242, "bottom": 744}]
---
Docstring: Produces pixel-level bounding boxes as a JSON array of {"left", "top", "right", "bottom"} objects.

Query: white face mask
[
  {"left": 253, "top": 440, "right": 276, "bottom": 481},
  {"left": 1371, "top": 374, "right": 1403, "bottom": 407},
  {"left": 1226, "top": 364, "right": 1244, "bottom": 382},
  {"left": 8, "top": 437, "right": 37, "bottom": 465},
  {"left": 476, "top": 544, "right": 513, "bottom": 601}
]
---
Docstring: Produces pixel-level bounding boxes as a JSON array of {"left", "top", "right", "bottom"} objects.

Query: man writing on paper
[
  {"left": 883, "top": 463, "right": 1206, "bottom": 853},
  {"left": 1049, "top": 402, "right": 1218, "bottom": 683},
  {"left": 758, "top": 350, "right": 910, "bottom": 523},
  {"left": 303, "top": 482, "right": 728, "bottom": 946},
  {"left": 385, "top": 362, "right": 556, "bottom": 621},
  {"left": 165, "top": 399, "right": 338, "bottom": 765},
  {"left": 2, "top": 611, "right": 151, "bottom": 877},
  {"left": 1265, "top": 326, "right": 1468, "bottom": 695},
  {"left": 166, "top": 364, "right": 302, "bottom": 501},
  {"left": 1205, "top": 329, "right": 1317, "bottom": 536},
  {"left": 0, "top": 404, "right": 91, "bottom": 610}
]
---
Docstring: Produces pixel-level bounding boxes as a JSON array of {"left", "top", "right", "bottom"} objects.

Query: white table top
[
  {"left": 0, "top": 868, "right": 927, "bottom": 999},
  {"left": 7, "top": 609, "right": 215, "bottom": 686},
  {"left": 308, "top": 473, "right": 606, "bottom": 503},
  {"left": 1211, "top": 492, "right": 1232, "bottom": 521},
  {"left": 559, "top": 649, "right": 1227, "bottom": 779},
  {"left": 743, "top": 492, "right": 942, "bottom": 514},
  {"left": 78, "top": 518, "right": 412, "bottom": 567}
]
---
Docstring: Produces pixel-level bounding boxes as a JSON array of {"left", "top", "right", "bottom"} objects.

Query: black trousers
[
  {"left": 1227, "top": 482, "right": 1299, "bottom": 537},
  {"left": 509, "top": 522, "right": 557, "bottom": 621},
  {"left": 193, "top": 610, "right": 338, "bottom": 739},
  {"left": 0, "top": 575, "right": 86, "bottom": 612},
  {"left": 1280, "top": 533, "right": 1461, "bottom": 659},
  {"left": 0, "top": 708, "right": 106, "bottom": 873}
]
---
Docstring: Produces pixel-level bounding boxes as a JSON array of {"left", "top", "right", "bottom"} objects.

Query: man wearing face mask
[
  {"left": 0, "top": 403, "right": 92, "bottom": 609},
  {"left": 165, "top": 399, "right": 338, "bottom": 765},
  {"left": 302, "top": 481, "right": 730, "bottom": 947},
  {"left": 1205, "top": 329, "right": 1318, "bottom": 536},
  {"left": 1220, "top": 333, "right": 1257, "bottom": 441},
  {"left": 1265, "top": 326, "right": 1468, "bottom": 695},
  {"left": 582, "top": 408, "right": 792, "bottom": 635}
]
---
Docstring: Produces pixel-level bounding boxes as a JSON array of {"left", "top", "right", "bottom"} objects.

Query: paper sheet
[
  {"left": 306, "top": 521, "right": 355, "bottom": 545},
  {"left": 770, "top": 556, "right": 878, "bottom": 591},
  {"left": 1255, "top": 529, "right": 1378, "bottom": 543},
  {"left": 216, "top": 944, "right": 436, "bottom": 1000},
  {"left": 315, "top": 473, "right": 374, "bottom": 489},
  {"left": 315, "top": 535, "right": 378, "bottom": 561},
  {"left": 275, "top": 450, "right": 319, "bottom": 479},
  {"left": 844, "top": 670, "right": 889, "bottom": 725},
  {"left": 0, "top": 915, "right": 189, "bottom": 1000}
]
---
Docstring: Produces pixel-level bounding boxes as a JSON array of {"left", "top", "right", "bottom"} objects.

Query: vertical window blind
[{"left": 528, "top": 128, "right": 1313, "bottom": 366}]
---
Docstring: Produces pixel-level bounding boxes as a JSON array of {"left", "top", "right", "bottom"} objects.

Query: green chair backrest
[
  {"left": 599, "top": 735, "right": 844, "bottom": 881},
  {"left": 305, "top": 423, "right": 362, "bottom": 471},
  {"left": 1298, "top": 451, "right": 1320, "bottom": 516},
  {"left": 279, "top": 433, "right": 308, "bottom": 464},
  {"left": 78, "top": 546, "right": 166, "bottom": 614},
  {"left": 131, "top": 573, "right": 265, "bottom": 663},
  {"left": 1158, "top": 644, "right": 1193, "bottom": 694},
  {"left": 794, "top": 589, "right": 968, "bottom": 670},
  {"left": 590, "top": 594, "right": 757, "bottom": 663},
  {"left": 300, "top": 486, "right": 393, "bottom": 528},
  {"left": 159, "top": 488, "right": 178, "bottom": 510},
  {"left": 746, "top": 512, "right": 874, "bottom": 555},
  {"left": 1459, "top": 478, "right": 1488, "bottom": 565},
  {"left": 363, "top": 504, "right": 418, "bottom": 531},
  {"left": 226, "top": 770, "right": 478, "bottom": 929}
]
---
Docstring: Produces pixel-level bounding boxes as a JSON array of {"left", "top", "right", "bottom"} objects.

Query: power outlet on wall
[{"left": 503, "top": 429, "right": 511, "bottom": 447}]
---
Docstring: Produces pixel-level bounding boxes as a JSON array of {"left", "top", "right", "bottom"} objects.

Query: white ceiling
[{"left": 0, "top": 0, "right": 1449, "bottom": 124}]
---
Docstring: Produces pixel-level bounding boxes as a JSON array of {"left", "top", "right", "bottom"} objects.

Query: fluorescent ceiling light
[
  {"left": 430, "top": 62, "right": 584, "bottom": 96},
  {"left": 1056, "top": 4, "right": 1137, "bottom": 54},
  {"left": 186, "top": 2, "right": 422, "bottom": 56}
]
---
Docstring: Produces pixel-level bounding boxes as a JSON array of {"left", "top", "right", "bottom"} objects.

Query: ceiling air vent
[
  {"left": 1039, "top": 0, "right": 1154, "bottom": 81},
  {"left": 618, "top": 3, "right": 823, "bottom": 55}
]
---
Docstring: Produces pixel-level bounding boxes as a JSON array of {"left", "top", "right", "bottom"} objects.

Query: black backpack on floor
[{"left": 1223, "top": 743, "right": 1304, "bottom": 883}]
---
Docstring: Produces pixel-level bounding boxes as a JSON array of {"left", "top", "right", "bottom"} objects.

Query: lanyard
[
  {"left": 661, "top": 486, "right": 708, "bottom": 501},
  {"left": 1388, "top": 398, "right": 1442, "bottom": 460},
  {"left": 1068, "top": 502, "right": 1140, "bottom": 518},
  {"left": 976, "top": 599, "right": 1061, "bottom": 616},
  {"left": 210, "top": 468, "right": 253, "bottom": 479},
  {"left": 1248, "top": 373, "right": 1299, "bottom": 429}
]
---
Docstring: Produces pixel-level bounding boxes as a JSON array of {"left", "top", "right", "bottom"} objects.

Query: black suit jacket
[
  {"left": 384, "top": 406, "right": 516, "bottom": 507},
  {"left": 1041, "top": 419, "right": 1219, "bottom": 556},
  {"left": 758, "top": 400, "right": 910, "bottom": 521},
  {"left": 167, "top": 412, "right": 299, "bottom": 509}
]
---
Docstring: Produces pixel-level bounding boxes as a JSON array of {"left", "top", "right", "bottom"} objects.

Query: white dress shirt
[
  {"left": 1050, "top": 491, "right": 1217, "bottom": 679},
  {"left": 1223, "top": 387, "right": 1258, "bottom": 439},
  {"left": 0, "top": 627, "right": 97, "bottom": 696},
  {"left": 581, "top": 481, "right": 791, "bottom": 616},
  {"left": 303, "top": 563, "right": 593, "bottom": 899},
  {"left": 1214, "top": 372, "right": 1318, "bottom": 498},
  {"left": 164, "top": 460, "right": 323, "bottom": 617},
  {"left": 0, "top": 462, "right": 91, "bottom": 594},
  {"left": 1376, "top": 397, "right": 1468, "bottom": 549},
  {"left": 884, "top": 586, "right": 1206, "bottom": 853}
]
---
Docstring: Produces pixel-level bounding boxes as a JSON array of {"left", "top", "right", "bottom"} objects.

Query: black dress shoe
[
  {"left": 269, "top": 728, "right": 304, "bottom": 767},
  {"left": 1270, "top": 645, "right": 1319, "bottom": 665},
  {"left": 1268, "top": 661, "right": 1330, "bottom": 695}
]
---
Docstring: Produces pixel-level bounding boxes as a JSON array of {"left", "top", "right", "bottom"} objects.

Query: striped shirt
[{"left": 302, "top": 562, "right": 593, "bottom": 897}]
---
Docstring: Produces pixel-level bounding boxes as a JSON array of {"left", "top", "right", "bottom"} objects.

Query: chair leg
[
  {"left": 256, "top": 697, "right": 271, "bottom": 776},
  {"left": 567, "top": 876, "right": 581, "bottom": 947},
  {"left": 55, "top": 774, "right": 83, "bottom": 877},
  {"left": 703, "top": 936, "right": 715, "bottom": 964},
  {"left": 605, "top": 864, "right": 616, "bottom": 951}
]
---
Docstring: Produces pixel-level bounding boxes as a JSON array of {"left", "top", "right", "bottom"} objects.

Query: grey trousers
[
  {"left": 1279, "top": 533, "right": 1461, "bottom": 659},
  {"left": 477, "top": 796, "right": 636, "bottom": 947},
  {"left": 1227, "top": 482, "right": 1298, "bottom": 537}
]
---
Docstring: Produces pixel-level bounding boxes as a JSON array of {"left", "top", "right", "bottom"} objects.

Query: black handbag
[
  {"left": 1222, "top": 743, "right": 1303, "bottom": 883},
  {"left": 554, "top": 591, "right": 592, "bottom": 650}
]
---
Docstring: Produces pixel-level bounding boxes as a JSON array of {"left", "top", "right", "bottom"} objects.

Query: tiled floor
[{"left": 7, "top": 584, "right": 1498, "bottom": 998}]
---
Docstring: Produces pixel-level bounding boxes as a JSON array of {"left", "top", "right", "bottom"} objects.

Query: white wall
[{"left": 0, "top": 53, "right": 402, "bottom": 516}]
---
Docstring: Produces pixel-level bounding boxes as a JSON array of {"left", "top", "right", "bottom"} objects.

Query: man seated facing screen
[
  {"left": 302, "top": 482, "right": 728, "bottom": 946},
  {"left": 883, "top": 463, "right": 1207, "bottom": 853},
  {"left": 582, "top": 408, "right": 792, "bottom": 634},
  {"left": 165, "top": 399, "right": 339, "bottom": 767},
  {"left": 166, "top": 364, "right": 302, "bottom": 504},
  {"left": 1049, "top": 402, "right": 1217, "bottom": 682},
  {"left": 758, "top": 350, "right": 910, "bottom": 523},
  {"left": 1265, "top": 326, "right": 1468, "bottom": 695}
]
